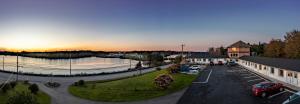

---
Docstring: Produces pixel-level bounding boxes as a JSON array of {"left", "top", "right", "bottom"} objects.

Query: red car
[{"left": 252, "top": 82, "right": 284, "bottom": 98}]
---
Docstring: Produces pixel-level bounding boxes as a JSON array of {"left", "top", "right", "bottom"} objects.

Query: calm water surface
[{"left": 0, "top": 55, "right": 138, "bottom": 75}]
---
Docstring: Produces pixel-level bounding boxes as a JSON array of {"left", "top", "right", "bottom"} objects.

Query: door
[{"left": 286, "top": 72, "right": 293, "bottom": 85}]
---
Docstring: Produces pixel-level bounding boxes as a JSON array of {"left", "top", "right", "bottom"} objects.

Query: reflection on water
[{"left": 0, "top": 55, "right": 138, "bottom": 75}]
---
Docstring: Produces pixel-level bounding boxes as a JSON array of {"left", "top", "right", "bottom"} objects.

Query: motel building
[
  {"left": 238, "top": 56, "right": 300, "bottom": 88},
  {"left": 189, "top": 40, "right": 300, "bottom": 89},
  {"left": 188, "top": 52, "right": 228, "bottom": 65}
]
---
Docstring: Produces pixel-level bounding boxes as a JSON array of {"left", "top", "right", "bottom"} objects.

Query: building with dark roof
[
  {"left": 238, "top": 56, "right": 300, "bottom": 87},
  {"left": 188, "top": 52, "right": 229, "bottom": 64},
  {"left": 227, "top": 41, "right": 250, "bottom": 58}
]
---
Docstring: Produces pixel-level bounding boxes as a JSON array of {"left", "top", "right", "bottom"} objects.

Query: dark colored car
[
  {"left": 226, "top": 61, "right": 237, "bottom": 67},
  {"left": 209, "top": 61, "right": 214, "bottom": 66},
  {"left": 218, "top": 61, "right": 223, "bottom": 65},
  {"left": 252, "top": 82, "right": 284, "bottom": 98}
]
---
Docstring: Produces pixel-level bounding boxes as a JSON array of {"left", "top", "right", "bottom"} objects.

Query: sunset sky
[{"left": 0, "top": 0, "right": 299, "bottom": 52}]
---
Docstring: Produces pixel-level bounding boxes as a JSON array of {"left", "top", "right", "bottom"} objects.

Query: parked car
[
  {"left": 189, "top": 65, "right": 201, "bottom": 70},
  {"left": 283, "top": 91, "right": 300, "bottom": 104},
  {"left": 218, "top": 61, "right": 223, "bottom": 65},
  {"left": 252, "top": 82, "right": 284, "bottom": 98},
  {"left": 189, "top": 69, "right": 199, "bottom": 73},
  {"left": 209, "top": 61, "right": 214, "bottom": 66},
  {"left": 227, "top": 61, "right": 237, "bottom": 67}
]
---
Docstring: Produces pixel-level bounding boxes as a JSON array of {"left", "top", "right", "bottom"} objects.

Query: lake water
[{"left": 0, "top": 55, "right": 138, "bottom": 75}]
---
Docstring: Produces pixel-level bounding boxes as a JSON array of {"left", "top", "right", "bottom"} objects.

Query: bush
[
  {"left": 154, "top": 74, "right": 174, "bottom": 89},
  {"left": 7, "top": 92, "right": 38, "bottom": 104},
  {"left": 28, "top": 84, "right": 39, "bottom": 94},
  {"left": 23, "top": 80, "right": 29, "bottom": 85},
  {"left": 167, "top": 65, "right": 180, "bottom": 74},
  {"left": 0, "top": 83, "right": 11, "bottom": 93},
  {"left": 73, "top": 82, "right": 79, "bottom": 86},
  {"left": 9, "top": 81, "right": 17, "bottom": 89},
  {"left": 156, "top": 67, "right": 162, "bottom": 71},
  {"left": 78, "top": 80, "right": 85, "bottom": 86}
]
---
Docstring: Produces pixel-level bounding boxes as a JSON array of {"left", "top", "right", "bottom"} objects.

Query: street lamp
[
  {"left": 16, "top": 53, "right": 19, "bottom": 81},
  {"left": 69, "top": 53, "right": 72, "bottom": 76}
]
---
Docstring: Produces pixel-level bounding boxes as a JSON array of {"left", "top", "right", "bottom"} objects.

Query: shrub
[
  {"left": 167, "top": 65, "right": 180, "bottom": 74},
  {"left": 7, "top": 92, "right": 38, "bottom": 104},
  {"left": 73, "top": 82, "right": 79, "bottom": 86},
  {"left": 154, "top": 74, "right": 174, "bottom": 89},
  {"left": 0, "top": 83, "right": 11, "bottom": 93},
  {"left": 28, "top": 84, "right": 39, "bottom": 94},
  {"left": 78, "top": 80, "right": 85, "bottom": 86},
  {"left": 9, "top": 81, "right": 17, "bottom": 89},
  {"left": 156, "top": 67, "right": 162, "bottom": 71},
  {"left": 23, "top": 80, "right": 29, "bottom": 85}
]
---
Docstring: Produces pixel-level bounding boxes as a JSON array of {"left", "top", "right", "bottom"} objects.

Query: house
[
  {"left": 188, "top": 52, "right": 229, "bottom": 64},
  {"left": 238, "top": 56, "right": 300, "bottom": 87},
  {"left": 164, "top": 54, "right": 186, "bottom": 63},
  {"left": 227, "top": 41, "right": 251, "bottom": 58}
]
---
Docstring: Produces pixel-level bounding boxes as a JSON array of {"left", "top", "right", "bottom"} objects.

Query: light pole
[
  {"left": 69, "top": 53, "right": 72, "bottom": 76},
  {"left": 16, "top": 54, "right": 19, "bottom": 81},
  {"left": 2, "top": 55, "right": 4, "bottom": 70}
]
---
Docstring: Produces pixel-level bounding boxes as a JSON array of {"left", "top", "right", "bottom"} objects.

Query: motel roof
[
  {"left": 189, "top": 52, "right": 228, "bottom": 58},
  {"left": 228, "top": 41, "right": 251, "bottom": 48},
  {"left": 240, "top": 56, "right": 300, "bottom": 72}
]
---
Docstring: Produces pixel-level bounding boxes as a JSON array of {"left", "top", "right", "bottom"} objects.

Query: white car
[
  {"left": 283, "top": 91, "right": 300, "bottom": 104},
  {"left": 189, "top": 65, "right": 202, "bottom": 70}
]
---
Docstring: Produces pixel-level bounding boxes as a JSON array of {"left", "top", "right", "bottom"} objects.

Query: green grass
[
  {"left": 0, "top": 82, "right": 51, "bottom": 104},
  {"left": 69, "top": 69, "right": 197, "bottom": 102}
]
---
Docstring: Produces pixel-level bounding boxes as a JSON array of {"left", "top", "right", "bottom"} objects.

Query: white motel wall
[
  {"left": 188, "top": 58, "right": 228, "bottom": 64},
  {"left": 238, "top": 59, "right": 300, "bottom": 87}
]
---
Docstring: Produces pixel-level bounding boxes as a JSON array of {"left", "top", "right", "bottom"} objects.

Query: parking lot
[{"left": 177, "top": 65, "right": 296, "bottom": 104}]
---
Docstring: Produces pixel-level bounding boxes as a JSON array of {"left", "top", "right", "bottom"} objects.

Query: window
[
  {"left": 288, "top": 72, "right": 293, "bottom": 77},
  {"left": 203, "top": 59, "right": 206, "bottom": 62},
  {"left": 295, "top": 73, "right": 298, "bottom": 78},
  {"left": 255, "top": 64, "right": 257, "bottom": 68},
  {"left": 279, "top": 70, "right": 284, "bottom": 77},
  {"left": 264, "top": 66, "right": 266, "bottom": 70},
  {"left": 271, "top": 68, "right": 274, "bottom": 74},
  {"left": 259, "top": 65, "right": 262, "bottom": 70}
]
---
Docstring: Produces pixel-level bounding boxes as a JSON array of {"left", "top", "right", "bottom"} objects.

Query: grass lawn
[
  {"left": 0, "top": 82, "right": 51, "bottom": 104},
  {"left": 69, "top": 69, "right": 197, "bottom": 102}
]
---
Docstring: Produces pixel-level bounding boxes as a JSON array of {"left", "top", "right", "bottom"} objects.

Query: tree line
[{"left": 253, "top": 30, "right": 300, "bottom": 59}]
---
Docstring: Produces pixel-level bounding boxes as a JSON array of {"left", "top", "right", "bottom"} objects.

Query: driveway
[{"left": 177, "top": 65, "right": 294, "bottom": 104}]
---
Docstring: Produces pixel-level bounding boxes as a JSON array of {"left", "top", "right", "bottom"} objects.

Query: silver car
[{"left": 283, "top": 92, "right": 300, "bottom": 104}]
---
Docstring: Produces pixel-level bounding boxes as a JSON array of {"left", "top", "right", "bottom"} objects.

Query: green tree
[
  {"left": 28, "top": 84, "right": 39, "bottom": 94},
  {"left": 7, "top": 92, "right": 38, "bottom": 104},
  {"left": 135, "top": 61, "right": 142, "bottom": 69},
  {"left": 147, "top": 53, "right": 164, "bottom": 67},
  {"left": 174, "top": 56, "right": 182, "bottom": 64},
  {"left": 264, "top": 39, "right": 285, "bottom": 57},
  {"left": 284, "top": 30, "right": 300, "bottom": 58},
  {"left": 251, "top": 42, "right": 265, "bottom": 56}
]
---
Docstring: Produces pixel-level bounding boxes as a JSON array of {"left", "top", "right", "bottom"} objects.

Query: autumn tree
[
  {"left": 284, "top": 30, "right": 300, "bottom": 58},
  {"left": 264, "top": 39, "right": 285, "bottom": 57}
]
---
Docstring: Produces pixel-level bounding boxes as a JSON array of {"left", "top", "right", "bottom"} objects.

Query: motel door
[{"left": 286, "top": 72, "right": 298, "bottom": 86}]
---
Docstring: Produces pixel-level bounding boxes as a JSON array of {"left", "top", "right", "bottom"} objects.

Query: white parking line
[
  {"left": 244, "top": 76, "right": 257, "bottom": 78},
  {"left": 247, "top": 78, "right": 263, "bottom": 82},
  {"left": 285, "top": 89, "right": 296, "bottom": 94},
  {"left": 241, "top": 74, "right": 252, "bottom": 76},
  {"left": 193, "top": 69, "right": 213, "bottom": 84},
  {"left": 268, "top": 91, "right": 287, "bottom": 99}
]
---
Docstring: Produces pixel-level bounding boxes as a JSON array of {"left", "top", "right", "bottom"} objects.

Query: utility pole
[
  {"left": 129, "top": 58, "right": 132, "bottom": 69},
  {"left": 2, "top": 55, "right": 4, "bottom": 70},
  {"left": 16, "top": 54, "right": 19, "bottom": 81},
  {"left": 69, "top": 53, "right": 72, "bottom": 76},
  {"left": 181, "top": 44, "right": 185, "bottom": 61}
]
